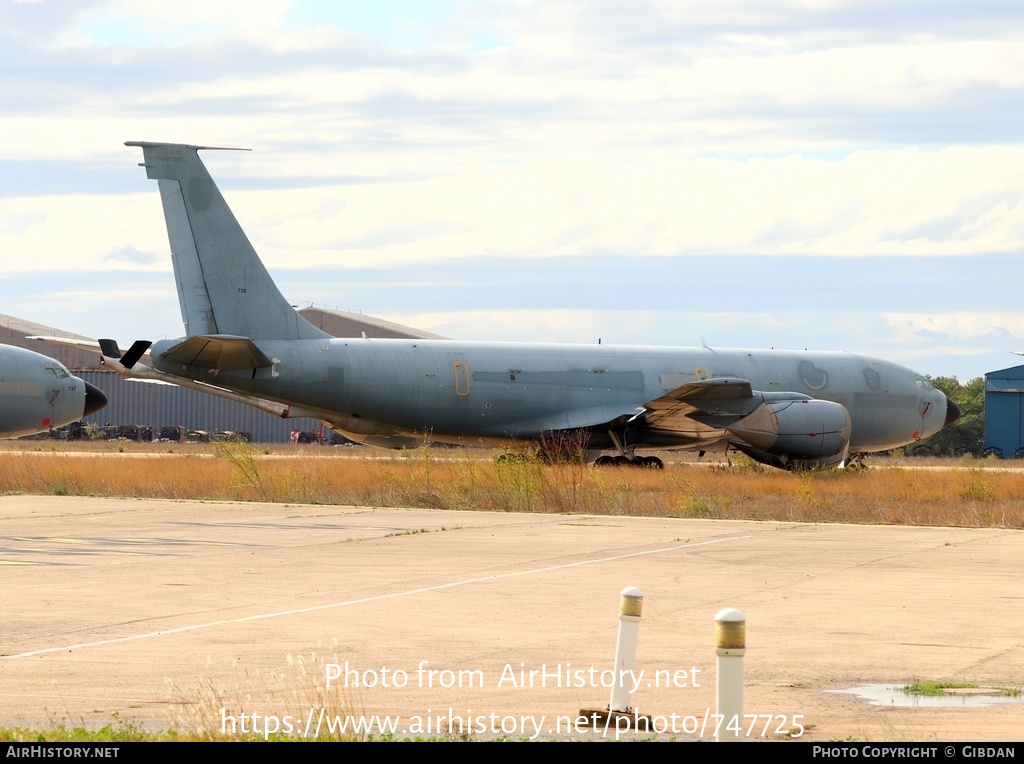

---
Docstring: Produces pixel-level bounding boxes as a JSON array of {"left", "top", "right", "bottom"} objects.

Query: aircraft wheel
[{"left": 594, "top": 455, "right": 615, "bottom": 466}]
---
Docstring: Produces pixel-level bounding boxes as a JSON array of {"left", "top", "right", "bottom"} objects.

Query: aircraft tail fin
[{"left": 126, "top": 141, "right": 330, "bottom": 341}]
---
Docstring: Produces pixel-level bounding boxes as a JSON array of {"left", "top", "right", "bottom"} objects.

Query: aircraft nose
[
  {"left": 944, "top": 394, "right": 960, "bottom": 428},
  {"left": 83, "top": 381, "right": 108, "bottom": 417}
]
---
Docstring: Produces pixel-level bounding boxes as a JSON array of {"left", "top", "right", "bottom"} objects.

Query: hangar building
[{"left": 984, "top": 363, "right": 1024, "bottom": 459}]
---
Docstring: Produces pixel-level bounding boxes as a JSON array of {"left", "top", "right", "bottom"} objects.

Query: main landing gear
[
  {"left": 593, "top": 430, "right": 665, "bottom": 468},
  {"left": 593, "top": 454, "right": 664, "bottom": 469}
]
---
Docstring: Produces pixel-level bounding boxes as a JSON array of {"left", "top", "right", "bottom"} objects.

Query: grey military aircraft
[
  {"left": 0, "top": 343, "right": 107, "bottom": 438},
  {"left": 105, "top": 141, "right": 958, "bottom": 469}
]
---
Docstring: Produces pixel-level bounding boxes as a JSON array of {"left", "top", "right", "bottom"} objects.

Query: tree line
[{"left": 918, "top": 377, "right": 984, "bottom": 457}]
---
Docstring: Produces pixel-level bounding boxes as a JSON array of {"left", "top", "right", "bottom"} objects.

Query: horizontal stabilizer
[{"left": 160, "top": 335, "right": 272, "bottom": 370}]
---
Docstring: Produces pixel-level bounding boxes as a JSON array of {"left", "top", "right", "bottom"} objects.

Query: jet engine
[{"left": 726, "top": 398, "right": 851, "bottom": 470}]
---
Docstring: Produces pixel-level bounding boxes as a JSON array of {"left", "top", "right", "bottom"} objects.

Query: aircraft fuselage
[{"left": 151, "top": 337, "right": 948, "bottom": 452}]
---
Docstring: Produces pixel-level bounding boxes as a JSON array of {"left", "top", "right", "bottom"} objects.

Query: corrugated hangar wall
[
  {"left": 76, "top": 372, "right": 322, "bottom": 442},
  {"left": 984, "top": 364, "right": 1024, "bottom": 458}
]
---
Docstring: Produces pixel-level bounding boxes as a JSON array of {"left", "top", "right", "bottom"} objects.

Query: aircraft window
[
  {"left": 46, "top": 367, "right": 70, "bottom": 379},
  {"left": 916, "top": 377, "right": 934, "bottom": 390}
]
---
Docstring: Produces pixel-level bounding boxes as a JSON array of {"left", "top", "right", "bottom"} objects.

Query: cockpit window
[
  {"left": 46, "top": 366, "right": 70, "bottom": 379},
  {"left": 915, "top": 376, "right": 934, "bottom": 391}
]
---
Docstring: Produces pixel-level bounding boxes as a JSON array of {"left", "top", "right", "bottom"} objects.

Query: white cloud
[
  {"left": 199, "top": 145, "right": 1024, "bottom": 268},
  {"left": 382, "top": 307, "right": 1024, "bottom": 379},
  {"left": 0, "top": 193, "right": 167, "bottom": 273},
  {"left": 0, "top": 0, "right": 1020, "bottom": 381}
]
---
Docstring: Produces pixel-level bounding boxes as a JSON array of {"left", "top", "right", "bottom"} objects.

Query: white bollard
[
  {"left": 714, "top": 607, "right": 746, "bottom": 742},
  {"left": 608, "top": 586, "right": 643, "bottom": 712}
]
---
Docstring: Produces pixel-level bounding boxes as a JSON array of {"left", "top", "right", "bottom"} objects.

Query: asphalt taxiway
[{"left": 1, "top": 495, "right": 1022, "bottom": 741}]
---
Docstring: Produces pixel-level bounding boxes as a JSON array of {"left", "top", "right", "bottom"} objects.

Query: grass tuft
[
  {"left": 900, "top": 681, "right": 1021, "bottom": 697},
  {"left": 900, "top": 681, "right": 979, "bottom": 696}
]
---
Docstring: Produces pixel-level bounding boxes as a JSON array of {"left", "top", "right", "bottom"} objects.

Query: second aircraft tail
[{"left": 126, "top": 141, "right": 330, "bottom": 341}]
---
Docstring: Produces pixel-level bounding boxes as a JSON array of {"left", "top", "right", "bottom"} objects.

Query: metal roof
[{"left": 298, "top": 306, "right": 449, "bottom": 340}]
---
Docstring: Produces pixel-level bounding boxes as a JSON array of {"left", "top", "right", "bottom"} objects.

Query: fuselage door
[{"left": 454, "top": 361, "right": 470, "bottom": 397}]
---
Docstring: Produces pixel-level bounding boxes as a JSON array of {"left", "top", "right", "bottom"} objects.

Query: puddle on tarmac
[{"left": 832, "top": 685, "right": 1024, "bottom": 708}]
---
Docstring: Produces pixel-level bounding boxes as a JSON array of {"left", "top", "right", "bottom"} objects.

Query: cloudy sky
[{"left": 1, "top": 0, "right": 1021, "bottom": 380}]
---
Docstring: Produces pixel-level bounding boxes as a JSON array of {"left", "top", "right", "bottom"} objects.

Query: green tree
[{"left": 918, "top": 376, "right": 985, "bottom": 456}]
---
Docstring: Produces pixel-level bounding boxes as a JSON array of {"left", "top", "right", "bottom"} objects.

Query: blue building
[{"left": 984, "top": 364, "right": 1024, "bottom": 458}]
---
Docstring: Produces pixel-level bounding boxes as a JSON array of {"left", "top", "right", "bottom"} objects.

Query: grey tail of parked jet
[{"left": 126, "top": 141, "right": 330, "bottom": 343}]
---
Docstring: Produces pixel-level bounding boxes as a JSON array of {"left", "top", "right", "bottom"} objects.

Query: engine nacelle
[{"left": 726, "top": 398, "right": 851, "bottom": 469}]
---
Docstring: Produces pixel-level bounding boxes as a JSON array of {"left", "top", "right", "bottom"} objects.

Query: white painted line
[{"left": 4, "top": 535, "right": 752, "bottom": 659}]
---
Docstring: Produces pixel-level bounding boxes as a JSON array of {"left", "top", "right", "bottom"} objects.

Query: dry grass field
[{"left": 1, "top": 440, "right": 1021, "bottom": 528}]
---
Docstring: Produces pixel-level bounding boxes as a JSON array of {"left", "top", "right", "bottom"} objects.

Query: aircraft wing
[
  {"left": 27, "top": 335, "right": 103, "bottom": 354},
  {"left": 565, "top": 377, "right": 783, "bottom": 440},
  {"left": 640, "top": 377, "right": 761, "bottom": 432},
  {"left": 635, "top": 376, "right": 852, "bottom": 467}
]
